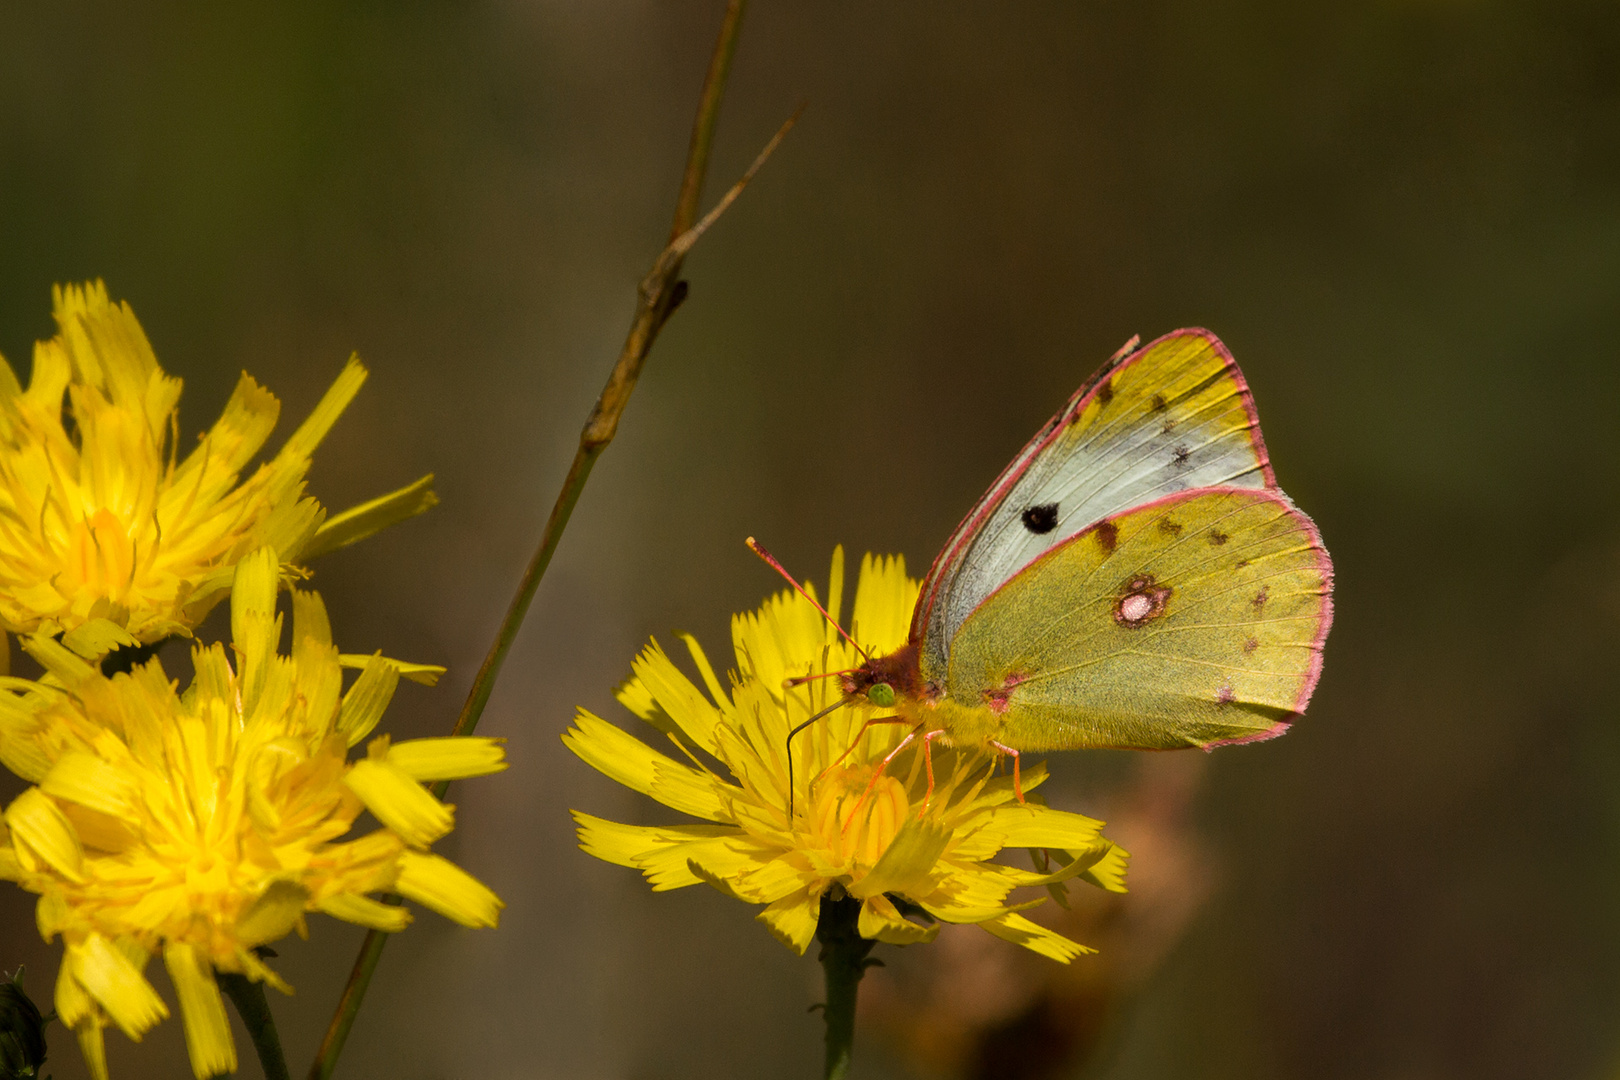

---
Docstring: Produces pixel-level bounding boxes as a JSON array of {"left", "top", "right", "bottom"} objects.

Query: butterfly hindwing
[
  {"left": 941, "top": 487, "right": 1332, "bottom": 751},
  {"left": 915, "top": 329, "right": 1275, "bottom": 681}
]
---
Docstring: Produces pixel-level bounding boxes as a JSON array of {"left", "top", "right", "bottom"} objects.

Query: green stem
[
  {"left": 304, "top": 4, "right": 767, "bottom": 1079},
  {"left": 219, "top": 972, "right": 289, "bottom": 1080},
  {"left": 816, "top": 893, "right": 875, "bottom": 1080}
]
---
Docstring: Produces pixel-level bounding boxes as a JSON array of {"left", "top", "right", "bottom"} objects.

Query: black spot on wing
[
  {"left": 1098, "top": 379, "right": 1114, "bottom": 405},
  {"left": 1020, "top": 503, "right": 1060, "bottom": 534},
  {"left": 1171, "top": 445, "right": 1191, "bottom": 467}
]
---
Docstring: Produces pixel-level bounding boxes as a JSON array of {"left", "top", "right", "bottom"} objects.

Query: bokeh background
[{"left": 3, "top": 2, "right": 1619, "bottom": 1078}]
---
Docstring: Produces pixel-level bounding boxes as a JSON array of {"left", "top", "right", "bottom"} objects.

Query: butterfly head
[{"left": 840, "top": 641, "right": 923, "bottom": 711}]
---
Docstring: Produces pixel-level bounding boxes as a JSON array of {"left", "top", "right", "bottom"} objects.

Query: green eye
[{"left": 866, "top": 682, "right": 896, "bottom": 709}]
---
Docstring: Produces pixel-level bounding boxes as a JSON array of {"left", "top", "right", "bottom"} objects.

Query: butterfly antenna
[
  {"left": 784, "top": 668, "right": 855, "bottom": 689},
  {"left": 745, "top": 537, "right": 869, "bottom": 661},
  {"left": 785, "top": 697, "right": 852, "bottom": 818}
]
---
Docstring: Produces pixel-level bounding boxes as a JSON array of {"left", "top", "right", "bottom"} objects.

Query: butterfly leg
[
  {"left": 817, "top": 716, "right": 907, "bottom": 784},
  {"left": 917, "top": 729, "right": 948, "bottom": 818},
  {"left": 988, "top": 740, "right": 1024, "bottom": 804},
  {"left": 842, "top": 724, "right": 926, "bottom": 835}
]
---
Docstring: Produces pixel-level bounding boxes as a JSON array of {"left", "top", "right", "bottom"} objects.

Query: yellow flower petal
[
  {"left": 5, "top": 788, "right": 84, "bottom": 881},
  {"left": 858, "top": 894, "right": 937, "bottom": 946},
  {"left": 163, "top": 942, "right": 236, "bottom": 1080},
  {"left": 230, "top": 547, "right": 281, "bottom": 714},
  {"left": 316, "top": 893, "right": 412, "bottom": 933},
  {"left": 54, "top": 948, "right": 97, "bottom": 1029},
  {"left": 336, "top": 655, "right": 400, "bottom": 746},
  {"left": 303, "top": 474, "right": 438, "bottom": 560},
  {"left": 571, "top": 812, "right": 752, "bottom": 891},
  {"left": 183, "top": 371, "right": 279, "bottom": 478},
  {"left": 630, "top": 641, "right": 724, "bottom": 756},
  {"left": 395, "top": 850, "right": 502, "bottom": 928},
  {"left": 1081, "top": 841, "right": 1130, "bottom": 893},
  {"left": 40, "top": 752, "right": 136, "bottom": 819},
  {"left": 984, "top": 804, "right": 1105, "bottom": 849},
  {"left": 757, "top": 889, "right": 820, "bottom": 954},
  {"left": 849, "top": 818, "right": 950, "bottom": 900},
  {"left": 337, "top": 654, "right": 446, "bottom": 687},
  {"left": 73, "top": 934, "right": 168, "bottom": 1040},
  {"left": 563, "top": 711, "right": 724, "bottom": 819},
  {"left": 272, "top": 354, "right": 365, "bottom": 466},
  {"left": 980, "top": 912, "right": 1094, "bottom": 963},
  {"left": 344, "top": 757, "right": 453, "bottom": 848},
  {"left": 20, "top": 636, "right": 96, "bottom": 688},
  {"left": 850, "top": 552, "right": 914, "bottom": 652},
  {"left": 730, "top": 854, "right": 812, "bottom": 904},
  {"left": 674, "top": 632, "right": 730, "bottom": 711},
  {"left": 386, "top": 736, "right": 507, "bottom": 781},
  {"left": 60, "top": 619, "right": 140, "bottom": 660},
  {"left": 236, "top": 880, "right": 312, "bottom": 947}
]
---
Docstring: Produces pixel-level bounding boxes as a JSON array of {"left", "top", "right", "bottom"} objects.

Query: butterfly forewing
[
  {"left": 943, "top": 487, "right": 1332, "bottom": 751},
  {"left": 915, "top": 330, "right": 1275, "bottom": 679}
]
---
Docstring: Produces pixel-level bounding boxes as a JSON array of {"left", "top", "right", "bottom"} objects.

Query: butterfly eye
[{"left": 866, "top": 682, "right": 896, "bottom": 708}]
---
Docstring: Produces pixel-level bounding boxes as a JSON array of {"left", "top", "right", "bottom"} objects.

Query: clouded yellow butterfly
[{"left": 833, "top": 328, "right": 1334, "bottom": 768}]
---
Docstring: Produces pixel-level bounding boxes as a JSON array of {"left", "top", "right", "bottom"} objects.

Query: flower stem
[
  {"left": 219, "top": 972, "right": 290, "bottom": 1080},
  {"left": 304, "top": 2, "right": 802, "bottom": 1077},
  {"left": 816, "top": 893, "right": 875, "bottom": 1080}
]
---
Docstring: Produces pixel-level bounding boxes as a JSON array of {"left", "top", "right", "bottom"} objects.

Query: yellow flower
[
  {"left": 0, "top": 281, "right": 438, "bottom": 656},
  {"left": 564, "top": 548, "right": 1128, "bottom": 962},
  {"left": 0, "top": 548, "right": 504, "bottom": 1080}
]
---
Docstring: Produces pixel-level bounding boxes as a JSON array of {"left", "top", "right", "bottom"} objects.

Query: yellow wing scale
[{"left": 932, "top": 487, "right": 1332, "bottom": 752}]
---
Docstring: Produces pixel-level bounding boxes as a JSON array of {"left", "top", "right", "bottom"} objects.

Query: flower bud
[{"left": 0, "top": 970, "right": 47, "bottom": 1080}]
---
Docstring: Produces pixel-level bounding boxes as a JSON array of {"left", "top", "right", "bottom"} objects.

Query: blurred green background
[{"left": 2, "top": 2, "right": 1619, "bottom": 1078}]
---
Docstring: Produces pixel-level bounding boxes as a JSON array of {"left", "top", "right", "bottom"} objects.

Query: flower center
[
  {"left": 806, "top": 765, "right": 910, "bottom": 873},
  {"left": 61, "top": 507, "right": 138, "bottom": 598}
]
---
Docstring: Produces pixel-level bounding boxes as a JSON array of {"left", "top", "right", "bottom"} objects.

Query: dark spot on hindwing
[
  {"left": 1157, "top": 519, "right": 1183, "bottom": 538},
  {"left": 1208, "top": 530, "right": 1230, "bottom": 546},
  {"left": 1252, "top": 585, "right": 1270, "bottom": 610},
  {"left": 1113, "top": 574, "right": 1172, "bottom": 628},
  {"left": 1098, "top": 379, "right": 1114, "bottom": 405},
  {"left": 1020, "top": 502, "right": 1059, "bottom": 535},
  {"left": 1217, "top": 684, "right": 1236, "bottom": 704},
  {"left": 1171, "top": 445, "right": 1191, "bottom": 467},
  {"left": 1150, "top": 394, "right": 1168, "bottom": 412},
  {"left": 1242, "top": 636, "right": 1260, "bottom": 654},
  {"left": 1094, "top": 520, "right": 1119, "bottom": 554}
]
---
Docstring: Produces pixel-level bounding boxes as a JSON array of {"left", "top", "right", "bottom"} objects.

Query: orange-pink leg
[
  {"left": 841, "top": 724, "right": 926, "bottom": 834},
  {"left": 988, "top": 740, "right": 1025, "bottom": 804},
  {"left": 917, "top": 729, "right": 948, "bottom": 818},
  {"left": 817, "top": 715, "right": 907, "bottom": 782}
]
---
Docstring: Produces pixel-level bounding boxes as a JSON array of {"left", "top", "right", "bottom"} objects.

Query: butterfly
[{"left": 778, "top": 328, "right": 1334, "bottom": 793}]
